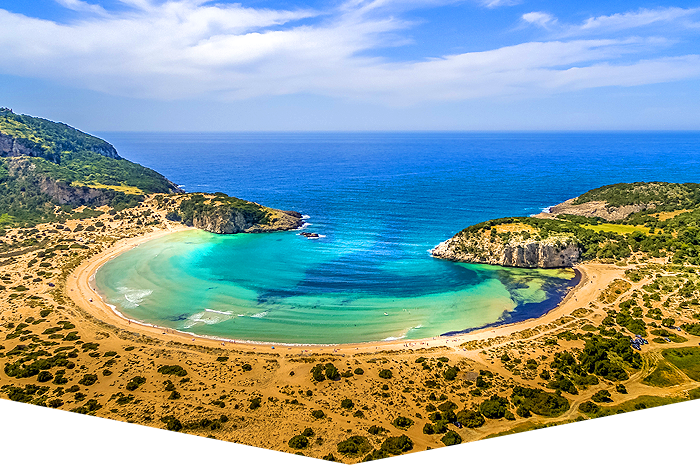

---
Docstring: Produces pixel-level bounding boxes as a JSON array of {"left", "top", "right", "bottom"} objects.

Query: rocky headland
[{"left": 431, "top": 226, "right": 580, "bottom": 268}]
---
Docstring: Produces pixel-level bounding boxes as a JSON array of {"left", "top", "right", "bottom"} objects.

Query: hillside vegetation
[
  {"left": 0, "top": 108, "right": 180, "bottom": 228},
  {"left": 437, "top": 182, "right": 700, "bottom": 266}
]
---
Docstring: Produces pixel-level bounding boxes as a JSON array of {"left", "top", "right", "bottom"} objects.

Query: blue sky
[{"left": 0, "top": 0, "right": 699, "bottom": 131}]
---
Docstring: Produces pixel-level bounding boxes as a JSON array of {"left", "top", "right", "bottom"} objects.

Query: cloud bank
[{"left": 0, "top": 1, "right": 698, "bottom": 105}]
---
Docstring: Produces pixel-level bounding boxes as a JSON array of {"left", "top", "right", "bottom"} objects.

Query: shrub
[
  {"left": 231, "top": 447, "right": 253, "bottom": 465},
  {"left": 510, "top": 386, "right": 570, "bottom": 417},
  {"left": 456, "top": 409, "right": 485, "bottom": 428},
  {"left": 578, "top": 401, "right": 600, "bottom": 414},
  {"left": 37, "top": 371, "right": 53, "bottom": 383},
  {"left": 322, "top": 454, "right": 338, "bottom": 462},
  {"left": 441, "top": 430, "right": 462, "bottom": 446},
  {"left": 443, "top": 366, "right": 459, "bottom": 380},
  {"left": 169, "top": 391, "right": 181, "bottom": 400},
  {"left": 437, "top": 401, "right": 457, "bottom": 412},
  {"left": 125, "top": 376, "right": 146, "bottom": 391},
  {"left": 381, "top": 435, "right": 413, "bottom": 455},
  {"left": 392, "top": 416, "right": 414, "bottom": 430},
  {"left": 78, "top": 374, "right": 98, "bottom": 386},
  {"left": 301, "top": 427, "right": 314, "bottom": 437},
  {"left": 158, "top": 365, "right": 187, "bottom": 376},
  {"left": 161, "top": 415, "right": 183, "bottom": 432},
  {"left": 249, "top": 397, "right": 262, "bottom": 410},
  {"left": 362, "top": 450, "right": 394, "bottom": 465},
  {"left": 325, "top": 363, "right": 340, "bottom": 380},
  {"left": 423, "top": 423, "right": 435, "bottom": 434},
  {"left": 354, "top": 368, "right": 364, "bottom": 375},
  {"left": 479, "top": 395, "right": 509, "bottom": 419},
  {"left": 241, "top": 363, "right": 252, "bottom": 372},
  {"left": 378, "top": 369, "right": 393, "bottom": 379},
  {"left": 288, "top": 435, "right": 309, "bottom": 450},
  {"left": 286, "top": 452, "right": 306, "bottom": 465},
  {"left": 368, "top": 425, "right": 386, "bottom": 435},
  {"left": 48, "top": 398, "right": 64, "bottom": 408},
  {"left": 341, "top": 398, "right": 354, "bottom": 409},
  {"left": 337, "top": 435, "right": 372, "bottom": 457},
  {"left": 311, "top": 409, "right": 325, "bottom": 419},
  {"left": 616, "top": 384, "right": 628, "bottom": 394},
  {"left": 592, "top": 390, "right": 612, "bottom": 403}
]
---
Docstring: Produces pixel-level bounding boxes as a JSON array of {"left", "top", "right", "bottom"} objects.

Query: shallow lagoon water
[{"left": 96, "top": 229, "right": 575, "bottom": 344}]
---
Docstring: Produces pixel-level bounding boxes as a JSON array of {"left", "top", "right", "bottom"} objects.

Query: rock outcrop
[
  {"left": 534, "top": 197, "right": 649, "bottom": 221},
  {"left": 431, "top": 232, "right": 580, "bottom": 268},
  {"left": 190, "top": 206, "right": 304, "bottom": 234}
]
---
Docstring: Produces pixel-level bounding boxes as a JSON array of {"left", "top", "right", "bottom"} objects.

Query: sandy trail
[{"left": 66, "top": 227, "right": 623, "bottom": 356}]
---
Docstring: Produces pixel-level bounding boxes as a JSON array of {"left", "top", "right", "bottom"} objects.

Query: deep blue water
[
  {"left": 100, "top": 132, "right": 700, "bottom": 242},
  {"left": 94, "top": 132, "right": 700, "bottom": 343}
]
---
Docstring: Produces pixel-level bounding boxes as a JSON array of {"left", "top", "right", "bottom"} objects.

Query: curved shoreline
[{"left": 66, "top": 227, "right": 619, "bottom": 354}]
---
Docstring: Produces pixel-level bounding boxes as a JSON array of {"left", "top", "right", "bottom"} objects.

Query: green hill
[{"left": 0, "top": 108, "right": 180, "bottom": 227}]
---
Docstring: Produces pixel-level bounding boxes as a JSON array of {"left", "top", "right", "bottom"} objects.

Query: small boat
[{"left": 384, "top": 312, "right": 388, "bottom": 316}]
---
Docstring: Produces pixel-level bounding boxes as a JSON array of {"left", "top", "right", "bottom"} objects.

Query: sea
[{"left": 93, "top": 132, "right": 700, "bottom": 344}]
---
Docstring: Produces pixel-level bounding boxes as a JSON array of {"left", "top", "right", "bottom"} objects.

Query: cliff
[
  {"left": 166, "top": 193, "right": 304, "bottom": 234},
  {"left": 431, "top": 228, "right": 580, "bottom": 268}
]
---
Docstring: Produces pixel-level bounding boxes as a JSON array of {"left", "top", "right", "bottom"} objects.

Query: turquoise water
[
  {"left": 93, "top": 132, "right": 700, "bottom": 344},
  {"left": 96, "top": 230, "right": 575, "bottom": 344}
]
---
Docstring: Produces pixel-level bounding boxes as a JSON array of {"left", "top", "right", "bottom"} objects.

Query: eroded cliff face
[
  {"left": 190, "top": 207, "right": 303, "bottom": 234},
  {"left": 431, "top": 233, "right": 580, "bottom": 268},
  {"left": 6, "top": 157, "right": 116, "bottom": 206},
  {"left": 0, "top": 133, "right": 48, "bottom": 160}
]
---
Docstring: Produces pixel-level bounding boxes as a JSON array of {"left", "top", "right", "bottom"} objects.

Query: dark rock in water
[
  {"left": 283, "top": 210, "right": 303, "bottom": 218},
  {"left": 300, "top": 232, "right": 320, "bottom": 238}
]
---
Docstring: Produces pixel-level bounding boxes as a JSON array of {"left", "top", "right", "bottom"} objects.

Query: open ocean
[{"left": 94, "top": 132, "right": 700, "bottom": 344}]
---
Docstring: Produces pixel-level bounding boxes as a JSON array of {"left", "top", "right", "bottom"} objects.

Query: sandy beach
[{"left": 66, "top": 223, "right": 617, "bottom": 354}]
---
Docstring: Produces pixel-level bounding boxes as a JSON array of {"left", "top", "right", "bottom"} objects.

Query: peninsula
[{"left": 2, "top": 111, "right": 700, "bottom": 463}]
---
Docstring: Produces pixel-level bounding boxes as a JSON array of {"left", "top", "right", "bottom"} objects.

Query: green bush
[
  {"left": 441, "top": 430, "right": 462, "bottom": 446},
  {"left": 311, "top": 409, "right": 325, "bottom": 419},
  {"left": 479, "top": 395, "right": 509, "bottom": 419},
  {"left": 249, "top": 397, "right": 262, "bottom": 410},
  {"left": 337, "top": 435, "right": 372, "bottom": 457},
  {"left": 78, "top": 374, "right": 98, "bottom": 386},
  {"left": 511, "top": 386, "right": 570, "bottom": 417},
  {"left": 161, "top": 415, "right": 183, "bottom": 432},
  {"left": 456, "top": 409, "right": 485, "bottom": 428},
  {"left": 392, "top": 416, "right": 414, "bottom": 430},
  {"left": 125, "top": 376, "right": 146, "bottom": 391},
  {"left": 241, "top": 363, "right": 252, "bottom": 372},
  {"left": 578, "top": 401, "right": 600, "bottom": 414},
  {"left": 354, "top": 368, "right": 364, "bottom": 375},
  {"left": 592, "top": 390, "right": 612, "bottom": 403},
  {"left": 288, "top": 435, "right": 309, "bottom": 450},
  {"left": 37, "top": 370, "right": 53, "bottom": 382},
  {"left": 381, "top": 435, "right": 413, "bottom": 455},
  {"left": 158, "top": 365, "right": 187, "bottom": 376},
  {"left": 616, "top": 384, "right": 628, "bottom": 394},
  {"left": 378, "top": 369, "right": 393, "bottom": 379},
  {"left": 341, "top": 398, "right": 354, "bottom": 409},
  {"left": 368, "top": 425, "right": 387, "bottom": 435}
]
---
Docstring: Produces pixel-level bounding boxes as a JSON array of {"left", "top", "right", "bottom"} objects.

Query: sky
[{"left": 0, "top": 0, "right": 699, "bottom": 131}]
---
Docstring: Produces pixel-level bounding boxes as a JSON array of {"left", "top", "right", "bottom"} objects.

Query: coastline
[{"left": 66, "top": 226, "right": 616, "bottom": 354}]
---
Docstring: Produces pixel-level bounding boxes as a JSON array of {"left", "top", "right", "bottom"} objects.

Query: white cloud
[
  {"left": 575, "top": 7, "right": 700, "bottom": 34},
  {"left": 522, "top": 11, "right": 557, "bottom": 28},
  {"left": 55, "top": 0, "right": 107, "bottom": 15},
  {"left": 481, "top": 0, "right": 521, "bottom": 9},
  {"left": 0, "top": 2, "right": 698, "bottom": 106}
]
